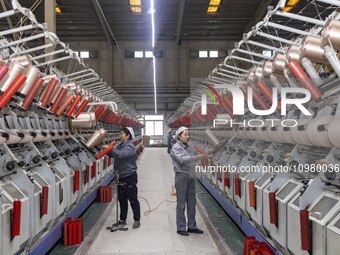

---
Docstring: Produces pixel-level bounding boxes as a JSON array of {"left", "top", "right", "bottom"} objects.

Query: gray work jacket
[
  {"left": 170, "top": 141, "right": 201, "bottom": 178},
  {"left": 107, "top": 140, "right": 137, "bottom": 179}
]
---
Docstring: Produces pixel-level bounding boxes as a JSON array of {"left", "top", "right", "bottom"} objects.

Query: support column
[
  {"left": 45, "top": 0, "right": 56, "bottom": 34},
  {"left": 45, "top": 0, "right": 56, "bottom": 61}
]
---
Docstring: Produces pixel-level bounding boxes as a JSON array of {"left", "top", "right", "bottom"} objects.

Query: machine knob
[
  {"left": 283, "top": 127, "right": 290, "bottom": 131},
  {"left": 65, "top": 149, "right": 71, "bottom": 155},
  {"left": 51, "top": 152, "right": 58, "bottom": 159},
  {"left": 5, "top": 161, "right": 16, "bottom": 171},
  {"left": 32, "top": 155, "right": 41, "bottom": 164},
  {"left": 228, "top": 147, "right": 236, "bottom": 153},
  {"left": 289, "top": 160, "right": 299, "bottom": 169},
  {"left": 50, "top": 131, "right": 55, "bottom": 137},
  {"left": 29, "top": 131, "right": 37, "bottom": 137},
  {"left": 42, "top": 155, "right": 48, "bottom": 161},
  {"left": 252, "top": 127, "right": 257, "bottom": 131},
  {"left": 17, "top": 132, "right": 24, "bottom": 138},
  {"left": 65, "top": 131, "right": 69, "bottom": 135},
  {"left": 238, "top": 149, "right": 246, "bottom": 155},
  {"left": 266, "top": 155, "right": 275, "bottom": 163},
  {"left": 297, "top": 125, "right": 305, "bottom": 131},
  {"left": 249, "top": 151, "right": 257, "bottom": 158},
  {"left": 261, "top": 127, "right": 267, "bottom": 131},
  {"left": 323, "top": 171, "right": 335, "bottom": 180},
  {"left": 58, "top": 131, "right": 63, "bottom": 136},
  {"left": 41, "top": 131, "right": 47, "bottom": 137},
  {"left": 1, "top": 132, "right": 9, "bottom": 139},
  {"left": 73, "top": 147, "right": 80, "bottom": 153},
  {"left": 278, "top": 160, "right": 286, "bottom": 166},
  {"left": 18, "top": 161, "right": 25, "bottom": 167},
  {"left": 271, "top": 127, "right": 277, "bottom": 131},
  {"left": 317, "top": 125, "right": 326, "bottom": 131}
]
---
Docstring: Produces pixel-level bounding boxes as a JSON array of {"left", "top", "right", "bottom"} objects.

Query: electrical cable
[{"left": 139, "top": 196, "right": 176, "bottom": 217}]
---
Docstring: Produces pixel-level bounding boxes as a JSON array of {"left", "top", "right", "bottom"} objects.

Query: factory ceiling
[{"left": 0, "top": 0, "right": 273, "bottom": 42}]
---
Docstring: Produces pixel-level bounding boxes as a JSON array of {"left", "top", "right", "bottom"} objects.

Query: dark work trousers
[
  {"left": 118, "top": 173, "right": 141, "bottom": 222},
  {"left": 175, "top": 172, "right": 197, "bottom": 231}
]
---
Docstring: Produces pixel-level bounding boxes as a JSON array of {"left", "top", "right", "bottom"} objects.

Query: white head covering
[
  {"left": 175, "top": 126, "right": 188, "bottom": 140},
  {"left": 126, "top": 127, "right": 135, "bottom": 140}
]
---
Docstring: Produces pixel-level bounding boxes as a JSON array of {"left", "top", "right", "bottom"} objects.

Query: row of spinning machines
[
  {"left": 167, "top": 2, "right": 340, "bottom": 255},
  {"left": 0, "top": 66, "right": 144, "bottom": 254},
  {"left": 0, "top": 1, "right": 145, "bottom": 255},
  {"left": 188, "top": 110, "right": 340, "bottom": 255}
]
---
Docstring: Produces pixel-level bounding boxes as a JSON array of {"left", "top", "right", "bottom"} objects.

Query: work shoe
[
  {"left": 187, "top": 228, "right": 204, "bottom": 234},
  {"left": 111, "top": 220, "right": 126, "bottom": 227},
  {"left": 132, "top": 221, "right": 141, "bottom": 229},
  {"left": 177, "top": 230, "right": 189, "bottom": 236}
]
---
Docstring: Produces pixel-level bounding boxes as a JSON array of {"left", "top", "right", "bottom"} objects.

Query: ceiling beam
[
  {"left": 175, "top": 0, "right": 186, "bottom": 45},
  {"left": 243, "top": 0, "right": 273, "bottom": 33},
  {"left": 91, "top": 0, "right": 116, "bottom": 46}
]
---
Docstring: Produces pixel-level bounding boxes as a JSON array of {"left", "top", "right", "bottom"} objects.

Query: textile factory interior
[{"left": 0, "top": 0, "right": 340, "bottom": 254}]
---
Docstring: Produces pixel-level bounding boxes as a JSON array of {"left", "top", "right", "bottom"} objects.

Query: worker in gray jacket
[
  {"left": 104, "top": 127, "right": 141, "bottom": 229},
  {"left": 170, "top": 126, "right": 210, "bottom": 236}
]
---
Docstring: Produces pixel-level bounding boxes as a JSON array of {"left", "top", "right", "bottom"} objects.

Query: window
[
  {"left": 145, "top": 121, "right": 154, "bottom": 136},
  {"left": 209, "top": 50, "right": 218, "bottom": 58},
  {"left": 134, "top": 51, "right": 144, "bottom": 58},
  {"left": 154, "top": 121, "right": 163, "bottom": 135},
  {"left": 73, "top": 51, "right": 97, "bottom": 59},
  {"left": 263, "top": 50, "right": 274, "bottom": 57},
  {"left": 199, "top": 50, "right": 208, "bottom": 58},
  {"left": 125, "top": 50, "right": 163, "bottom": 59},
  {"left": 145, "top": 51, "right": 153, "bottom": 58},
  {"left": 143, "top": 115, "right": 164, "bottom": 136},
  {"left": 80, "top": 51, "right": 89, "bottom": 58},
  {"left": 144, "top": 115, "right": 163, "bottom": 120},
  {"left": 194, "top": 50, "right": 220, "bottom": 59}
]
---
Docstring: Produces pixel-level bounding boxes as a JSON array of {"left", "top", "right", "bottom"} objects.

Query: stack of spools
[
  {"left": 98, "top": 186, "right": 113, "bottom": 203},
  {"left": 63, "top": 218, "right": 84, "bottom": 246},
  {"left": 243, "top": 236, "right": 274, "bottom": 255}
]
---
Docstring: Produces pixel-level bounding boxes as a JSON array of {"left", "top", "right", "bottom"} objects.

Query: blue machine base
[
  {"left": 197, "top": 174, "right": 282, "bottom": 255},
  {"left": 27, "top": 172, "right": 115, "bottom": 255}
]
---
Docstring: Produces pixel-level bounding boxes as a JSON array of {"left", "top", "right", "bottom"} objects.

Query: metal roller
[
  {"left": 204, "top": 128, "right": 220, "bottom": 147},
  {"left": 72, "top": 112, "right": 96, "bottom": 128},
  {"left": 300, "top": 36, "right": 328, "bottom": 64},
  {"left": 287, "top": 45, "right": 301, "bottom": 62},
  {"left": 0, "top": 60, "right": 25, "bottom": 92},
  {"left": 17, "top": 64, "right": 41, "bottom": 96},
  {"left": 321, "top": 18, "right": 340, "bottom": 50}
]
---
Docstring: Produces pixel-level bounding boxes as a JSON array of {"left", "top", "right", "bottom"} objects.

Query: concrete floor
[{"left": 84, "top": 148, "right": 223, "bottom": 255}]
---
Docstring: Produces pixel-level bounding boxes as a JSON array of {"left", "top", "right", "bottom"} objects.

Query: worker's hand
[
  {"left": 101, "top": 144, "right": 109, "bottom": 150},
  {"left": 197, "top": 154, "right": 205, "bottom": 160},
  {"left": 171, "top": 186, "right": 176, "bottom": 197}
]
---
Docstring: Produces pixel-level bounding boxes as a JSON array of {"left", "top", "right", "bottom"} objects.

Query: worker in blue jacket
[
  {"left": 170, "top": 126, "right": 210, "bottom": 236},
  {"left": 104, "top": 127, "right": 141, "bottom": 229}
]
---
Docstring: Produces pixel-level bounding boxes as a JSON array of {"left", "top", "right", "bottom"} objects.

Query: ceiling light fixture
[
  {"left": 55, "top": 3, "right": 62, "bottom": 13},
  {"left": 130, "top": 0, "right": 142, "bottom": 13},
  {"left": 207, "top": 0, "right": 222, "bottom": 13},
  {"left": 283, "top": 0, "right": 301, "bottom": 12},
  {"left": 130, "top": 0, "right": 141, "bottom": 5},
  {"left": 149, "top": 0, "right": 157, "bottom": 114}
]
